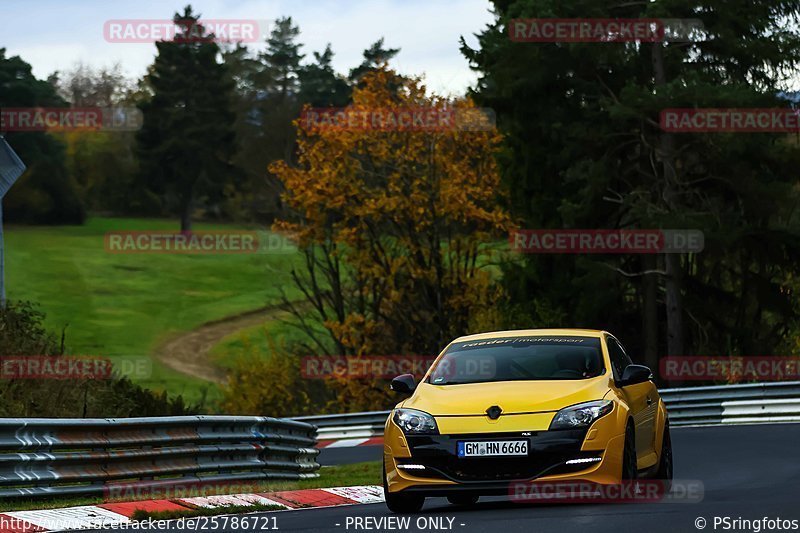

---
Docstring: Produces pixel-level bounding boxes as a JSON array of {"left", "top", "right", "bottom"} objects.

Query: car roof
[{"left": 452, "top": 329, "right": 608, "bottom": 343}]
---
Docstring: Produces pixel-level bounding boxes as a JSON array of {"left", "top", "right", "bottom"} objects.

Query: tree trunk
[
  {"left": 180, "top": 197, "right": 193, "bottom": 233},
  {"left": 641, "top": 254, "right": 659, "bottom": 374},
  {"left": 664, "top": 253, "right": 684, "bottom": 356},
  {"left": 652, "top": 41, "right": 685, "bottom": 358}
]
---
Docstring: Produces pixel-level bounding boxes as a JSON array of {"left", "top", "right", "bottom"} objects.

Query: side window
[
  {"left": 606, "top": 336, "right": 632, "bottom": 381},
  {"left": 616, "top": 339, "right": 633, "bottom": 367}
]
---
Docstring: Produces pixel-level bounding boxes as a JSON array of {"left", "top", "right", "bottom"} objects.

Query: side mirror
[
  {"left": 390, "top": 374, "right": 417, "bottom": 394},
  {"left": 619, "top": 364, "right": 652, "bottom": 387}
]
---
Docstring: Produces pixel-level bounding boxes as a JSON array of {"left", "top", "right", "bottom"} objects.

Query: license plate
[{"left": 457, "top": 440, "right": 528, "bottom": 457}]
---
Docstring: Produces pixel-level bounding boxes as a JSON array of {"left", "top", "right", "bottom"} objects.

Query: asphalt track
[{"left": 96, "top": 423, "right": 800, "bottom": 533}]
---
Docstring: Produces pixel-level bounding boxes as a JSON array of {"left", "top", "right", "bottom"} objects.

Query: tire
[
  {"left": 655, "top": 423, "right": 674, "bottom": 490},
  {"left": 383, "top": 459, "right": 425, "bottom": 513},
  {"left": 621, "top": 423, "right": 638, "bottom": 480},
  {"left": 447, "top": 494, "right": 479, "bottom": 506}
]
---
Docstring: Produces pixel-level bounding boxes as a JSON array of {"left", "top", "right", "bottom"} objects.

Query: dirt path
[{"left": 154, "top": 304, "right": 296, "bottom": 384}]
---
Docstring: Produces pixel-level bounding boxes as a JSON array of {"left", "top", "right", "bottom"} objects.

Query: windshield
[{"left": 426, "top": 336, "right": 605, "bottom": 385}]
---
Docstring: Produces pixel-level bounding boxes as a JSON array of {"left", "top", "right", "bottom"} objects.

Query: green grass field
[
  {"left": 4, "top": 217, "right": 305, "bottom": 405},
  {"left": 209, "top": 312, "right": 330, "bottom": 370}
]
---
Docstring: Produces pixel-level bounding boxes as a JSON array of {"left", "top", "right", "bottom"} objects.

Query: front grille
[{"left": 404, "top": 429, "right": 589, "bottom": 483}]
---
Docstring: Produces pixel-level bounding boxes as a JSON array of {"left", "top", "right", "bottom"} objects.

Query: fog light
[
  {"left": 397, "top": 464, "right": 426, "bottom": 470},
  {"left": 565, "top": 457, "right": 602, "bottom": 465}
]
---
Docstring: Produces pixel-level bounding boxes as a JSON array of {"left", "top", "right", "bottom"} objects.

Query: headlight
[
  {"left": 393, "top": 408, "right": 438, "bottom": 435},
  {"left": 549, "top": 400, "right": 613, "bottom": 430}
]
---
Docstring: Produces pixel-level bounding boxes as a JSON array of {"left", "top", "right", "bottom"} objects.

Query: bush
[
  {"left": 220, "top": 352, "right": 317, "bottom": 417},
  {"left": 0, "top": 301, "right": 62, "bottom": 356},
  {"left": 0, "top": 301, "right": 192, "bottom": 417},
  {"left": 2, "top": 133, "right": 86, "bottom": 225},
  {"left": 220, "top": 333, "right": 330, "bottom": 416}
]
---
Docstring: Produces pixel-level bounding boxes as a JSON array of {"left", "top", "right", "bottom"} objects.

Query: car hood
[{"left": 402, "top": 377, "right": 611, "bottom": 416}]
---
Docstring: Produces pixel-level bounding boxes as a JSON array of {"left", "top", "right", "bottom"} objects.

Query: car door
[{"left": 606, "top": 335, "right": 658, "bottom": 463}]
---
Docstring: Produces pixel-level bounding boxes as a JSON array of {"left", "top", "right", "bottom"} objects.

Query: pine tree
[
  {"left": 298, "top": 45, "right": 350, "bottom": 107},
  {"left": 463, "top": 0, "right": 800, "bottom": 370},
  {"left": 349, "top": 38, "right": 400, "bottom": 84},
  {"left": 136, "top": 6, "right": 236, "bottom": 231}
]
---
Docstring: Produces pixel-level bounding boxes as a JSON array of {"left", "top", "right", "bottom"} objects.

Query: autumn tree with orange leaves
[{"left": 268, "top": 67, "right": 510, "bottom": 411}]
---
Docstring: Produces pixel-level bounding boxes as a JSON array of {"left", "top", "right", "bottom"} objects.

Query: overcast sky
[{"left": 1, "top": 0, "right": 495, "bottom": 96}]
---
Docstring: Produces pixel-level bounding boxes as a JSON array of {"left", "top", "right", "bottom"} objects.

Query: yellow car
[{"left": 383, "top": 329, "right": 672, "bottom": 512}]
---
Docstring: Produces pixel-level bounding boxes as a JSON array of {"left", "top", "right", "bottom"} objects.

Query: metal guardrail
[
  {"left": 0, "top": 416, "right": 319, "bottom": 499},
  {"left": 660, "top": 381, "right": 800, "bottom": 426},
  {"left": 295, "top": 381, "right": 800, "bottom": 439},
  {"left": 2, "top": 383, "right": 795, "bottom": 499},
  {"left": 295, "top": 411, "right": 389, "bottom": 441}
]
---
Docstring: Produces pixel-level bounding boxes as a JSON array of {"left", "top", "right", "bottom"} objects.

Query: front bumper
[{"left": 385, "top": 413, "right": 626, "bottom": 495}]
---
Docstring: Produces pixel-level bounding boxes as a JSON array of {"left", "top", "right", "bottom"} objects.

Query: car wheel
[
  {"left": 383, "top": 459, "right": 425, "bottom": 513},
  {"left": 656, "top": 423, "right": 673, "bottom": 490},
  {"left": 621, "top": 423, "right": 638, "bottom": 480},
  {"left": 447, "top": 495, "right": 479, "bottom": 506}
]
